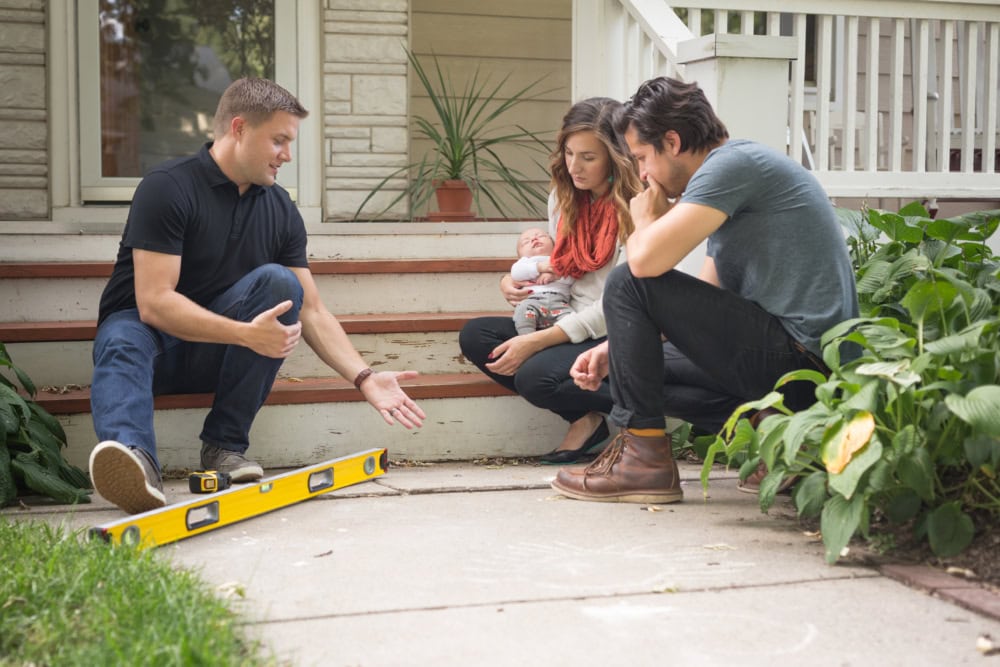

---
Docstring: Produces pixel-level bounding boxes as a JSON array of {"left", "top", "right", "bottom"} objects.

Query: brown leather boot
[{"left": 550, "top": 429, "right": 682, "bottom": 503}]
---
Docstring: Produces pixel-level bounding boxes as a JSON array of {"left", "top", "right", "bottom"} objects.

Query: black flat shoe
[{"left": 539, "top": 419, "right": 610, "bottom": 465}]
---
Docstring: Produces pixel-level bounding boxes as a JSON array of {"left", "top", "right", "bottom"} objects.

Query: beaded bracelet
[{"left": 353, "top": 367, "right": 374, "bottom": 390}]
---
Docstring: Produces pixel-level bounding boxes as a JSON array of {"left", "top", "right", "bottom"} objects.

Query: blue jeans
[
  {"left": 603, "top": 264, "right": 822, "bottom": 433},
  {"left": 91, "top": 264, "right": 303, "bottom": 469}
]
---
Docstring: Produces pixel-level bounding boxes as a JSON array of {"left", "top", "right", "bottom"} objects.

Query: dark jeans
[
  {"left": 458, "top": 317, "right": 613, "bottom": 424},
  {"left": 603, "top": 264, "right": 821, "bottom": 433},
  {"left": 90, "top": 264, "right": 303, "bottom": 468}
]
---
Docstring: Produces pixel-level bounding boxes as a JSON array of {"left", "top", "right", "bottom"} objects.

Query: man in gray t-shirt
[{"left": 551, "top": 77, "right": 859, "bottom": 506}]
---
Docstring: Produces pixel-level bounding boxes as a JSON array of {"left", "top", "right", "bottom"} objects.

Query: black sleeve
[{"left": 122, "top": 170, "right": 192, "bottom": 256}]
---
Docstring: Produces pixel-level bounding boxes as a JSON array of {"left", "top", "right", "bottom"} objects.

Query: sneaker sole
[
  {"left": 89, "top": 441, "right": 166, "bottom": 515},
  {"left": 225, "top": 464, "right": 263, "bottom": 483},
  {"left": 550, "top": 479, "right": 683, "bottom": 504}
]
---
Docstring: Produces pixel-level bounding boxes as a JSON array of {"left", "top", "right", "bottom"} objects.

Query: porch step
[
  {"left": 1, "top": 312, "right": 507, "bottom": 386},
  {"left": 40, "top": 375, "right": 566, "bottom": 473},
  {"left": 0, "top": 259, "right": 513, "bottom": 320}
]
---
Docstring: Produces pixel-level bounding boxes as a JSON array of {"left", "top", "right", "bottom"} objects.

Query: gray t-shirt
[{"left": 683, "top": 140, "right": 859, "bottom": 355}]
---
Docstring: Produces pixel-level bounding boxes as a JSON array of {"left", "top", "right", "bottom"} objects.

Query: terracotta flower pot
[{"left": 428, "top": 179, "right": 476, "bottom": 221}]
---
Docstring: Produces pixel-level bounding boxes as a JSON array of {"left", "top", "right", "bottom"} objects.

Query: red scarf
[{"left": 550, "top": 192, "right": 619, "bottom": 279}]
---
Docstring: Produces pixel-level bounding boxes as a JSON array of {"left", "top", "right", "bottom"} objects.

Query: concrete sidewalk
[{"left": 6, "top": 459, "right": 1000, "bottom": 666}]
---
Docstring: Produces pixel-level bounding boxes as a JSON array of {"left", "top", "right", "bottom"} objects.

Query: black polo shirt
[{"left": 97, "top": 143, "right": 309, "bottom": 325}]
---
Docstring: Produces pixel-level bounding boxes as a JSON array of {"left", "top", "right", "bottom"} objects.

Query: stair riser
[
  {"left": 7, "top": 331, "right": 481, "bottom": 386},
  {"left": 0, "top": 273, "right": 511, "bottom": 321},
  {"left": 56, "top": 395, "right": 567, "bottom": 471},
  {"left": 0, "top": 224, "right": 528, "bottom": 262}
]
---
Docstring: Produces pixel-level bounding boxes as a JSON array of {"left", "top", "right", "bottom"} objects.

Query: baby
[{"left": 510, "top": 227, "right": 575, "bottom": 334}]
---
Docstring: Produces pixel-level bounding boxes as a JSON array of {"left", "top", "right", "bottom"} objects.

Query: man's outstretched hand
[{"left": 570, "top": 340, "right": 610, "bottom": 391}]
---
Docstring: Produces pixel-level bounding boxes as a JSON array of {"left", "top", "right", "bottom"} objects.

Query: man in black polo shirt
[{"left": 89, "top": 78, "right": 425, "bottom": 514}]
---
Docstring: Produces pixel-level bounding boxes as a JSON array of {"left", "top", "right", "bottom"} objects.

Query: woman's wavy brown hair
[{"left": 548, "top": 97, "right": 642, "bottom": 244}]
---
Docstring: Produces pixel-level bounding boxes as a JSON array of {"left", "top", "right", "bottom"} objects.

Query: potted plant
[{"left": 353, "top": 47, "right": 554, "bottom": 221}]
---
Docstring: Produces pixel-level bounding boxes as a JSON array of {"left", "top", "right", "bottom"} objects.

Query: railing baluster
[
  {"left": 688, "top": 8, "right": 702, "bottom": 36},
  {"left": 817, "top": 15, "right": 834, "bottom": 170},
  {"left": 986, "top": 22, "right": 999, "bottom": 174},
  {"left": 937, "top": 20, "right": 954, "bottom": 173},
  {"left": 961, "top": 21, "right": 979, "bottom": 172},
  {"left": 790, "top": 13, "right": 807, "bottom": 166},
  {"left": 766, "top": 12, "right": 780, "bottom": 37},
  {"left": 741, "top": 11, "right": 754, "bottom": 35},
  {"left": 865, "top": 17, "right": 880, "bottom": 170},
  {"left": 913, "top": 19, "right": 930, "bottom": 172},
  {"left": 844, "top": 16, "right": 859, "bottom": 171},
  {"left": 890, "top": 18, "right": 905, "bottom": 171}
]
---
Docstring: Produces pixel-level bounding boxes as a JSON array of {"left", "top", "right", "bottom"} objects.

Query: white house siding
[{"left": 0, "top": 0, "right": 46, "bottom": 220}]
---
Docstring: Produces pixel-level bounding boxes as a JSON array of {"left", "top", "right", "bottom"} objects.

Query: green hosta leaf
[
  {"left": 758, "top": 419, "right": 789, "bottom": 471},
  {"left": 794, "top": 471, "right": 828, "bottom": 519},
  {"left": 967, "top": 288, "right": 993, "bottom": 323},
  {"left": 700, "top": 435, "right": 728, "bottom": 491},
  {"left": 820, "top": 493, "right": 866, "bottom": 564},
  {"left": 869, "top": 211, "right": 925, "bottom": 243},
  {"left": 865, "top": 459, "right": 893, "bottom": 491},
  {"left": 828, "top": 435, "right": 883, "bottom": 500},
  {"left": 28, "top": 402, "right": 66, "bottom": 445},
  {"left": 924, "top": 321, "right": 988, "bottom": 356},
  {"left": 897, "top": 447, "right": 935, "bottom": 501},
  {"left": 10, "top": 453, "right": 90, "bottom": 505},
  {"left": 758, "top": 467, "right": 789, "bottom": 512},
  {"left": 783, "top": 410, "right": 833, "bottom": 467},
  {"left": 926, "top": 502, "right": 974, "bottom": 558},
  {"left": 897, "top": 201, "right": 931, "bottom": 218},
  {"left": 924, "top": 216, "right": 971, "bottom": 242},
  {"left": 856, "top": 259, "right": 894, "bottom": 294},
  {"left": 0, "top": 402, "right": 19, "bottom": 435},
  {"left": 840, "top": 380, "right": 880, "bottom": 412},
  {"left": 963, "top": 434, "right": 998, "bottom": 468},
  {"left": 886, "top": 489, "right": 922, "bottom": 523},
  {"left": 855, "top": 323, "right": 916, "bottom": 357},
  {"left": 901, "top": 280, "right": 959, "bottom": 324},
  {"left": 0, "top": 384, "right": 30, "bottom": 423},
  {"left": 855, "top": 360, "right": 921, "bottom": 388},
  {"left": 944, "top": 386, "right": 1000, "bottom": 436}
]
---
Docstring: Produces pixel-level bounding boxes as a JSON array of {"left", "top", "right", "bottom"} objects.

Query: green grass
[{"left": 0, "top": 518, "right": 273, "bottom": 666}]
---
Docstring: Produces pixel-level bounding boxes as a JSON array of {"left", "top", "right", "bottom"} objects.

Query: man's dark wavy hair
[{"left": 616, "top": 77, "right": 728, "bottom": 154}]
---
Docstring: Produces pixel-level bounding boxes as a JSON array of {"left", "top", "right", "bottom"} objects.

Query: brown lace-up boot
[{"left": 550, "top": 429, "right": 682, "bottom": 503}]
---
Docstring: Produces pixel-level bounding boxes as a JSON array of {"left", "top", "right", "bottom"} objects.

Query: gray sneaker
[
  {"left": 200, "top": 444, "right": 263, "bottom": 482},
  {"left": 89, "top": 441, "right": 166, "bottom": 514}
]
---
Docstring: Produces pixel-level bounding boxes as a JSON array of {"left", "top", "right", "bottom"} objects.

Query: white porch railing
[{"left": 574, "top": 0, "right": 1000, "bottom": 202}]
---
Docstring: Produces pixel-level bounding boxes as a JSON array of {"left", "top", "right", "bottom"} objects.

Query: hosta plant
[
  {"left": 701, "top": 203, "right": 1000, "bottom": 563},
  {"left": 0, "top": 342, "right": 90, "bottom": 506}
]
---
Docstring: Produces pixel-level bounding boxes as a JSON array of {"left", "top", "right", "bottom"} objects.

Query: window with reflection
[{"left": 97, "top": 0, "right": 275, "bottom": 178}]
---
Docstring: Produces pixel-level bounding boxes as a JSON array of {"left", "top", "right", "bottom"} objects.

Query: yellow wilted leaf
[{"left": 823, "top": 412, "right": 876, "bottom": 474}]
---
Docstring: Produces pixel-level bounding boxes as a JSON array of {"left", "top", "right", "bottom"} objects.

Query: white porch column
[{"left": 676, "top": 34, "right": 796, "bottom": 153}]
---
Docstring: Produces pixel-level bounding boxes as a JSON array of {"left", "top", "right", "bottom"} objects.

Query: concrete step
[
  {"left": 1, "top": 312, "right": 505, "bottom": 386},
  {"left": 37, "top": 375, "right": 567, "bottom": 472},
  {"left": 0, "top": 220, "right": 533, "bottom": 262},
  {"left": 0, "top": 259, "right": 513, "bottom": 320}
]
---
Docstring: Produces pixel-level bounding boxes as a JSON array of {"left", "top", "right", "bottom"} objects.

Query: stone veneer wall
[
  {"left": 0, "top": 0, "right": 46, "bottom": 219},
  {"left": 323, "top": 0, "right": 410, "bottom": 220}
]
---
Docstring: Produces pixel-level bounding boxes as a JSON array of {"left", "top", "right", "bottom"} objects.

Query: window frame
[{"left": 49, "top": 1, "right": 321, "bottom": 219}]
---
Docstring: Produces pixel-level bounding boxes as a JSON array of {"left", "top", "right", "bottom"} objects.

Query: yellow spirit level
[{"left": 90, "top": 448, "right": 387, "bottom": 550}]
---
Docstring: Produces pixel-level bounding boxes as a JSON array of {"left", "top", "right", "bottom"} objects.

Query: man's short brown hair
[{"left": 213, "top": 78, "right": 309, "bottom": 139}]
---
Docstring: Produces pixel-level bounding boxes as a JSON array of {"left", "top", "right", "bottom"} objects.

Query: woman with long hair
[{"left": 459, "top": 97, "right": 642, "bottom": 463}]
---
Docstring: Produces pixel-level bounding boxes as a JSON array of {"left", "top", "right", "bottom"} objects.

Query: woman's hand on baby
[{"left": 501, "top": 273, "right": 534, "bottom": 306}]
